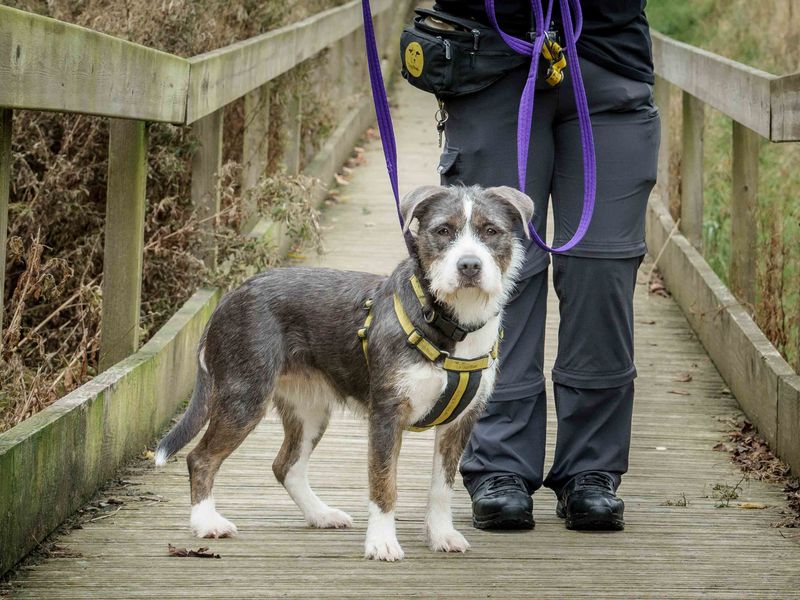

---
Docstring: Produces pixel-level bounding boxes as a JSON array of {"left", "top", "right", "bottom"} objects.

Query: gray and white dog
[{"left": 155, "top": 184, "right": 533, "bottom": 561}]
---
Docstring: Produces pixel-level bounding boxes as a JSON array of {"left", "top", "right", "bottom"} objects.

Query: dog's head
[{"left": 401, "top": 185, "right": 533, "bottom": 323}]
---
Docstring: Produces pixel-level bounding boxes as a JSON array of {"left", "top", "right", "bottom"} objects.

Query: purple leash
[
  {"left": 360, "top": 0, "right": 596, "bottom": 255},
  {"left": 361, "top": 0, "right": 416, "bottom": 255}
]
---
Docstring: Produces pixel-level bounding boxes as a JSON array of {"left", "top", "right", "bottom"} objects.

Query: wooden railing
[
  {"left": 0, "top": 0, "right": 397, "bottom": 369},
  {"left": 650, "top": 31, "right": 800, "bottom": 471}
]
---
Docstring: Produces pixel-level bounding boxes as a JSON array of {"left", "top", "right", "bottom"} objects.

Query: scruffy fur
[{"left": 155, "top": 185, "right": 533, "bottom": 560}]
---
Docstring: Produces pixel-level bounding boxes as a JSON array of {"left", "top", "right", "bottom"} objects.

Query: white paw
[
  {"left": 190, "top": 500, "right": 237, "bottom": 539},
  {"left": 306, "top": 507, "right": 353, "bottom": 529},
  {"left": 428, "top": 527, "right": 470, "bottom": 553},
  {"left": 364, "top": 536, "right": 405, "bottom": 561}
]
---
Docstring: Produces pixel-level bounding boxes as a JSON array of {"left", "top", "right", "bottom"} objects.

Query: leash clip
[{"left": 435, "top": 99, "right": 449, "bottom": 148}]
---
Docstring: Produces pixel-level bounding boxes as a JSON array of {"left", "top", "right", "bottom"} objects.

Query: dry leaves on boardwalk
[
  {"left": 167, "top": 544, "right": 221, "bottom": 559},
  {"left": 715, "top": 419, "right": 800, "bottom": 528}
]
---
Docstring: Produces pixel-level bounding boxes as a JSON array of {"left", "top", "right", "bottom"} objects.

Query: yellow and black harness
[{"left": 358, "top": 276, "right": 500, "bottom": 432}]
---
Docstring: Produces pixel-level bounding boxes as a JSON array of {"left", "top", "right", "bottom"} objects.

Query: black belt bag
[{"left": 400, "top": 8, "right": 529, "bottom": 98}]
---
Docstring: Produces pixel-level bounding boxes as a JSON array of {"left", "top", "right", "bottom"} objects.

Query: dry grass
[{"left": 0, "top": 0, "right": 358, "bottom": 432}]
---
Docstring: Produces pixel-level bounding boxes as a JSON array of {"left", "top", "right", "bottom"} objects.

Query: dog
[{"left": 154, "top": 184, "right": 533, "bottom": 561}]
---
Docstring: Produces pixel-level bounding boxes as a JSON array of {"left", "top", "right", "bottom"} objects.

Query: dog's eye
[
  {"left": 436, "top": 226, "right": 451, "bottom": 237},
  {"left": 485, "top": 226, "right": 498, "bottom": 236}
]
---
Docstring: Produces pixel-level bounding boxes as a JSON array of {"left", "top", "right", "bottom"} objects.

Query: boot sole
[
  {"left": 558, "top": 508, "right": 624, "bottom": 531},
  {"left": 473, "top": 510, "right": 534, "bottom": 531}
]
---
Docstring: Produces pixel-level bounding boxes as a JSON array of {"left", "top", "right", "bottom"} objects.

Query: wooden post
[
  {"left": 0, "top": 109, "right": 11, "bottom": 348},
  {"left": 681, "top": 92, "right": 704, "bottom": 251},
  {"left": 99, "top": 119, "right": 147, "bottom": 372},
  {"left": 242, "top": 83, "right": 271, "bottom": 229},
  {"left": 730, "top": 121, "right": 760, "bottom": 308},
  {"left": 282, "top": 92, "right": 302, "bottom": 175},
  {"left": 654, "top": 76, "right": 671, "bottom": 209},
  {"left": 191, "top": 108, "right": 223, "bottom": 266}
]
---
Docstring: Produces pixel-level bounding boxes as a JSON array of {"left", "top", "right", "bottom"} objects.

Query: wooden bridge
[{"left": 2, "top": 2, "right": 800, "bottom": 598}]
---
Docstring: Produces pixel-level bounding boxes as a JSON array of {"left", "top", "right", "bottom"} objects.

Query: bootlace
[
  {"left": 574, "top": 471, "right": 615, "bottom": 491},
  {"left": 486, "top": 474, "right": 527, "bottom": 495}
]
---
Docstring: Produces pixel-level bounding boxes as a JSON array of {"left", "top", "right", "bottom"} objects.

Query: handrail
[
  {"left": 0, "top": 5, "right": 189, "bottom": 122},
  {"left": 0, "top": 0, "right": 395, "bottom": 125},
  {"left": 652, "top": 31, "right": 775, "bottom": 139},
  {"left": 186, "top": 0, "right": 393, "bottom": 123}
]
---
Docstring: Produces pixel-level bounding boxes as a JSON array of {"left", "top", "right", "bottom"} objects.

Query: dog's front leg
[
  {"left": 426, "top": 414, "right": 477, "bottom": 553},
  {"left": 364, "top": 403, "right": 404, "bottom": 561}
]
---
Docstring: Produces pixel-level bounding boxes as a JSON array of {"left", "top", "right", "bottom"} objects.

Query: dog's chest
[{"left": 397, "top": 318, "right": 499, "bottom": 425}]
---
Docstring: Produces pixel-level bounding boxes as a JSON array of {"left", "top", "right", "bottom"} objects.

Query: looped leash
[
  {"left": 484, "top": 0, "right": 596, "bottom": 253},
  {"left": 360, "top": 0, "right": 596, "bottom": 254}
]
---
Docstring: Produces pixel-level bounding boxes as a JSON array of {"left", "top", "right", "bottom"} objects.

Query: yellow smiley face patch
[{"left": 404, "top": 42, "right": 424, "bottom": 78}]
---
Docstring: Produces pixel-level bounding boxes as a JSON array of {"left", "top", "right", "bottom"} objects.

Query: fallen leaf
[
  {"left": 712, "top": 442, "right": 729, "bottom": 452},
  {"left": 668, "top": 390, "right": 690, "bottom": 396},
  {"left": 638, "top": 319, "right": 656, "bottom": 325},
  {"left": 673, "top": 372, "right": 693, "bottom": 383},
  {"left": 334, "top": 173, "right": 350, "bottom": 186},
  {"left": 142, "top": 449, "right": 155, "bottom": 461},
  {"left": 168, "top": 544, "right": 221, "bottom": 559},
  {"left": 286, "top": 252, "right": 307, "bottom": 260},
  {"left": 738, "top": 502, "right": 769, "bottom": 510}
]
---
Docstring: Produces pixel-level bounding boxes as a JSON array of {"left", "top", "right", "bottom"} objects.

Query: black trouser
[{"left": 439, "top": 57, "right": 659, "bottom": 496}]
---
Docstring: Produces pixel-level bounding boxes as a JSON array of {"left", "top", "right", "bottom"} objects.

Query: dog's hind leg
[
  {"left": 186, "top": 385, "right": 268, "bottom": 538},
  {"left": 426, "top": 411, "right": 480, "bottom": 553},
  {"left": 272, "top": 391, "right": 353, "bottom": 529}
]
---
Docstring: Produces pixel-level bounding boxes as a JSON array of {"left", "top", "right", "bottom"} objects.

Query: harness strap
[
  {"left": 357, "top": 289, "right": 501, "bottom": 432},
  {"left": 408, "top": 275, "right": 485, "bottom": 343}
]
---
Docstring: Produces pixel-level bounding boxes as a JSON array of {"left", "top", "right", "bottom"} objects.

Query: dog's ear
[
  {"left": 484, "top": 186, "right": 535, "bottom": 239},
  {"left": 400, "top": 185, "right": 450, "bottom": 233}
]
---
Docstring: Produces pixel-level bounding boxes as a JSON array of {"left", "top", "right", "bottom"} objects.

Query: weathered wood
[
  {"left": 0, "top": 109, "right": 10, "bottom": 345},
  {"left": 680, "top": 92, "right": 704, "bottom": 250},
  {"left": 0, "top": 288, "right": 220, "bottom": 576},
  {"left": 778, "top": 375, "right": 800, "bottom": 473},
  {"left": 282, "top": 92, "right": 302, "bottom": 175},
  {"left": 652, "top": 31, "right": 774, "bottom": 139},
  {"left": 98, "top": 120, "right": 147, "bottom": 372},
  {"left": 242, "top": 83, "right": 271, "bottom": 226},
  {"left": 645, "top": 197, "right": 794, "bottom": 452},
  {"left": 730, "top": 121, "right": 760, "bottom": 308},
  {"left": 11, "top": 84, "right": 800, "bottom": 599},
  {"left": 654, "top": 76, "right": 671, "bottom": 209},
  {"left": 185, "top": 0, "right": 394, "bottom": 123},
  {"left": 191, "top": 109, "right": 224, "bottom": 267},
  {"left": 770, "top": 72, "right": 800, "bottom": 142},
  {"left": 0, "top": 6, "right": 188, "bottom": 122}
]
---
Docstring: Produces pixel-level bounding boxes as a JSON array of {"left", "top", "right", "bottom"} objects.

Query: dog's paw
[
  {"left": 364, "top": 537, "right": 405, "bottom": 561},
  {"left": 190, "top": 501, "right": 238, "bottom": 539},
  {"left": 428, "top": 527, "right": 470, "bottom": 553},
  {"left": 306, "top": 508, "right": 353, "bottom": 529}
]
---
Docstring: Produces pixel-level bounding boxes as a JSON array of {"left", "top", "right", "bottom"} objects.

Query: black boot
[
  {"left": 471, "top": 473, "right": 534, "bottom": 530},
  {"left": 556, "top": 471, "right": 624, "bottom": 531}
]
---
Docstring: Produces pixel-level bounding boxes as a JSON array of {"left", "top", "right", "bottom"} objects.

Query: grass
[{"left": 648, "top": 0, "right": 800, "bottom": 371}]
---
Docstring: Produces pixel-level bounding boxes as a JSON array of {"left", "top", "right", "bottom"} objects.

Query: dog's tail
[{"left": 154, "top": 346, "right": 212, "bottom": 467}]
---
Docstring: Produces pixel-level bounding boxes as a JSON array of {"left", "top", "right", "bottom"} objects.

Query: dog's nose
[{"left": 457, "top": 256, "right": 482, "bottom": 278}]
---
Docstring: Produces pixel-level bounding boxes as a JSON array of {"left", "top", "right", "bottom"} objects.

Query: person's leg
[
  {"left": 544, "top": 58, "right": 660, "bottom": 528},
  {"left": 439, "top": 65, "right": 557, "bottom": 528},
  {"left": 440, "top": 64, "right": 556, "bottom": 490}
]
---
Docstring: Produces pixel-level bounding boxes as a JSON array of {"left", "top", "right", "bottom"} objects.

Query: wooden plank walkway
[{"left": 8, "top": 84, "right": 800, "bottom": 600}]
